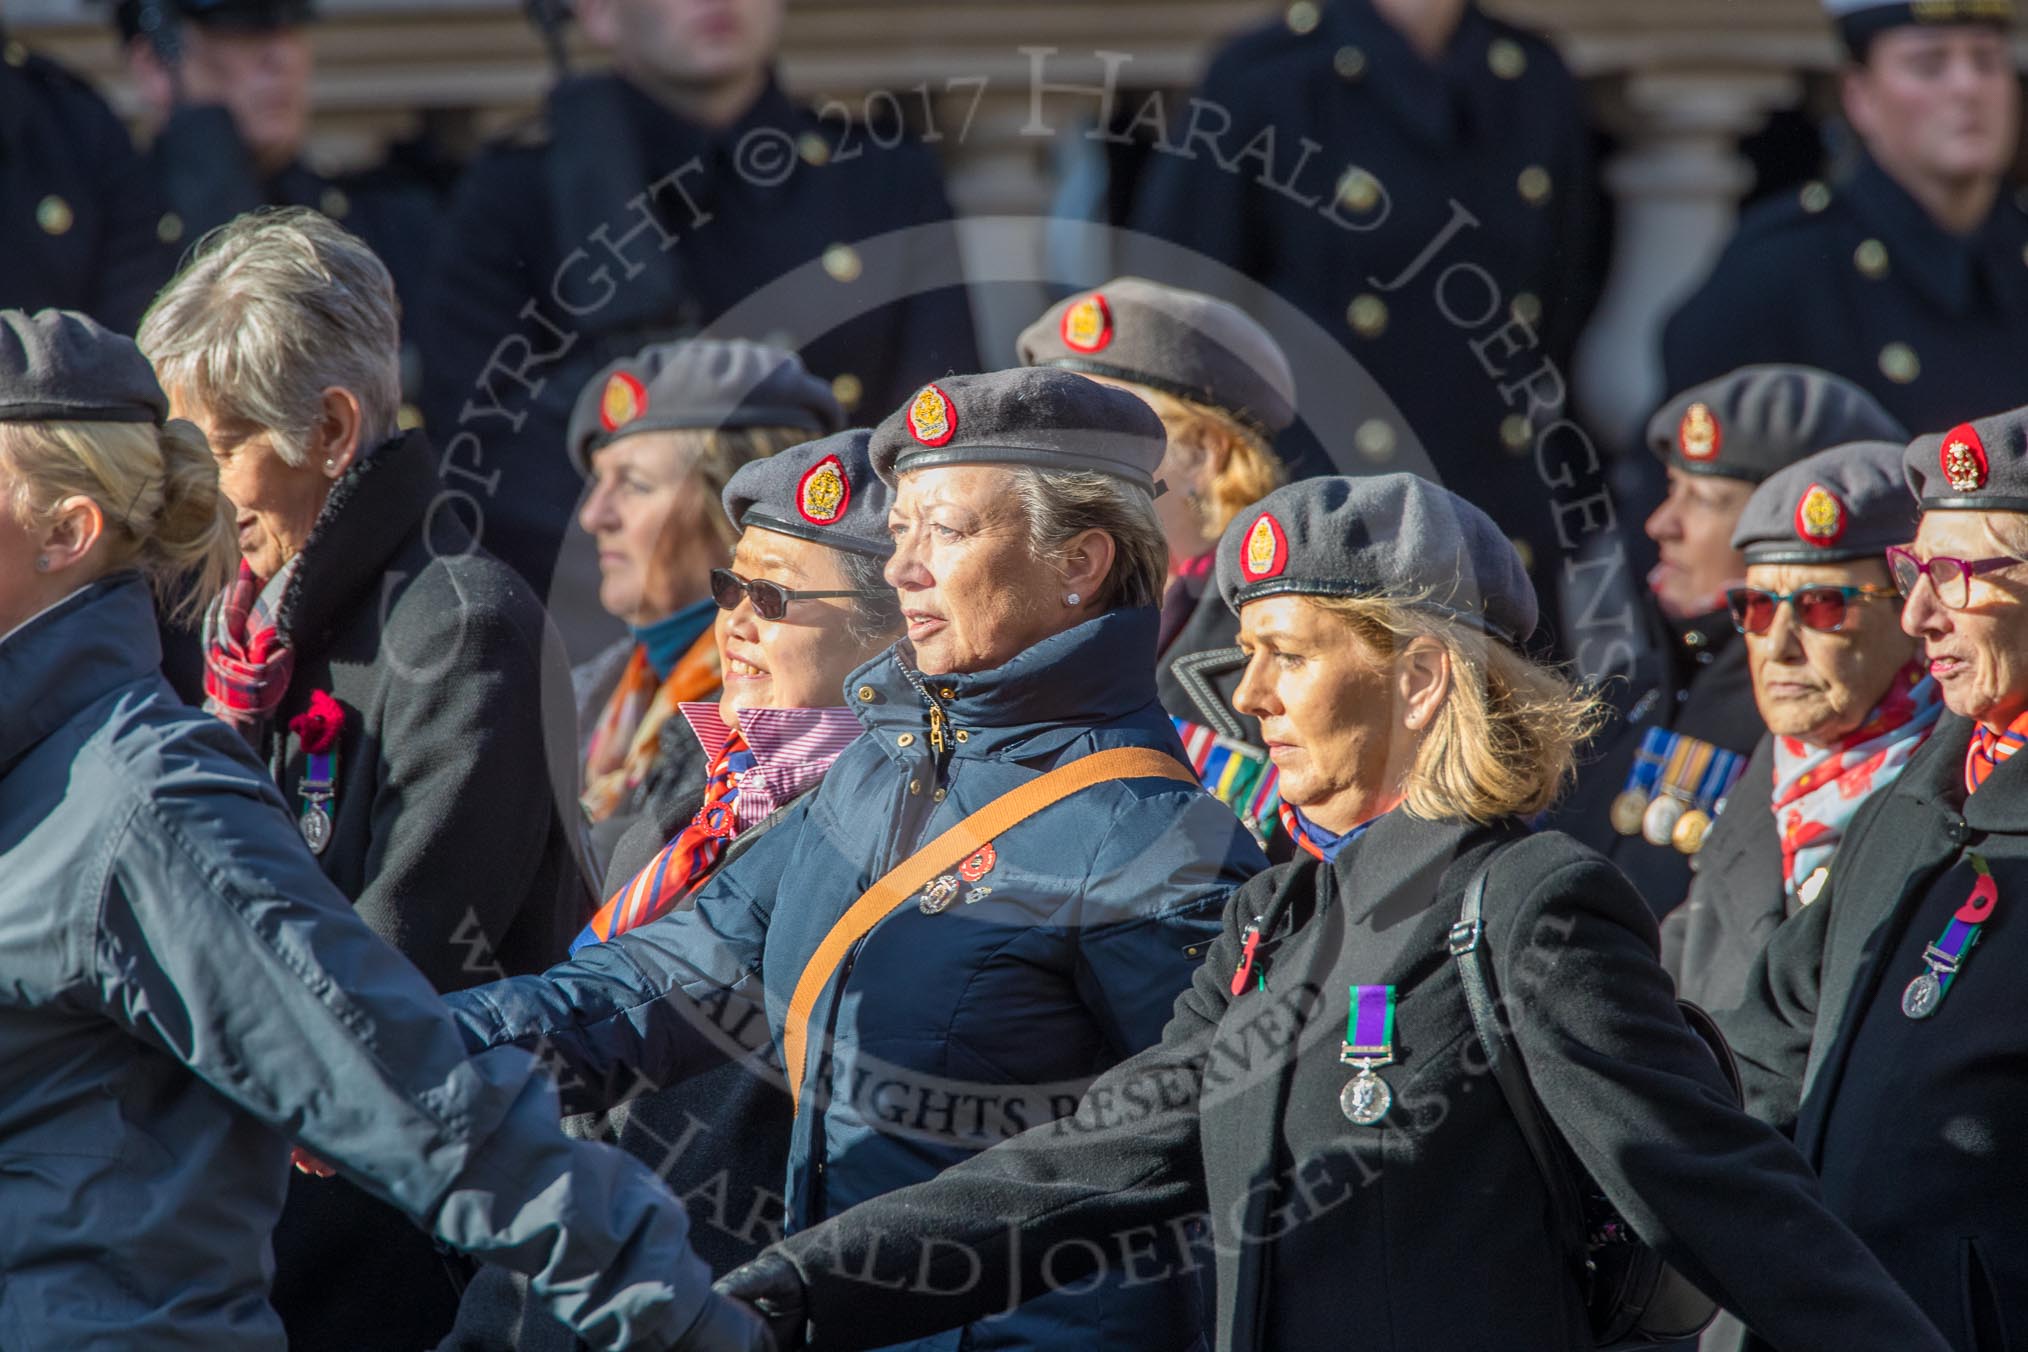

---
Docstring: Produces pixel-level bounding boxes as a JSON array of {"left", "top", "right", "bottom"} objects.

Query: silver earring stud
[
  {"left": 1065, "top": 592, "right": 1081, "bottom": 606},
  {"left": 35, "top": 555, "right": 49, "bottom": 572},
  {"left": 324, "top": 459, "right": 336, "bottom": 474}
]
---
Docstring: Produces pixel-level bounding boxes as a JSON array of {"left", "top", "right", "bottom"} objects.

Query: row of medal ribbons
[{"left": 1611, "top": 727, "right": 1746, "bottom": 856}]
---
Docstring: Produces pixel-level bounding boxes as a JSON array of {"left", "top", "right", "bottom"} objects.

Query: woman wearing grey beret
[
  {"left": 0, "top": 306, "right": 769, "bottom": 1350},
  {"left": 442, "top": 368, "right": 1269, "bottom": 1352},
  {"left": 715, "top": 473, "right": 1949, "bottom": 1352}
]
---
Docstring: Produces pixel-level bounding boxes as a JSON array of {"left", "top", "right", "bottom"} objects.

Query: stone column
[{"left": 1575, "top": 69, "right": 1804, "bottom": 450}]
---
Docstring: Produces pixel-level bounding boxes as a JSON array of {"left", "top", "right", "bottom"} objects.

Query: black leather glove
[
  {"left": 668, "top": 1290, "right": 776, "bottom": 1352},
  {"left": 713, "top": 1251, "right": 808, "bottom": 1352}
]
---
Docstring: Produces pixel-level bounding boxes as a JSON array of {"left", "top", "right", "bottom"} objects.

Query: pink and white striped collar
[{"left": 679, "top": 701, "right": 864, "bottom": 824}]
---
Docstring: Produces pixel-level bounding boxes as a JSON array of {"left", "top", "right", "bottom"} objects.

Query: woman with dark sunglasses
[
  {"left": 1723, "top": 409, "right": 2028, "bottom": 1351},
  {"left": 1662, "top": 441, "right": 1938, "bottom": 1024}
]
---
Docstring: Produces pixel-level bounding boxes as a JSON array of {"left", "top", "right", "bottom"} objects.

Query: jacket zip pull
[
  {"left": 1231, "top": 918, "right": 1265, "bottom": 996},
  {"left": 927, "top": 702, "right": 948, "bottom": 755}
]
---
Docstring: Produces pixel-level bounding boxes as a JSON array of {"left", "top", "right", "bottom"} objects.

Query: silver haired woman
[{"left": 138, "top": 206, "right": 590, "bottom": 1352}]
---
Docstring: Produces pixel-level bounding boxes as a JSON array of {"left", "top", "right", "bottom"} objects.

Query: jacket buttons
[
  {"left": 1355, "top": 419, "right": 1396, "bottom": 462},
  {"left": 36, "top": 195, "right": 72, "bottom": 236},
  {"left": 1347, "top": 293, "right": 1388, "bottom": 338},
  {"left": 1879, "top": 342, "right": 1920, "bottom": 384},
  {"left": 1488, "top": 38, "right": 1527, "bottom": 79},
  {"left": 933, "top": 788, "right": 947, "bottom": 802},
  {"left": 823, "top": 244, "right": 863, "bottom": 283},
  {"left": 1800, "top": 181, "right": 1832, "bottom": 213},
  {"left": 830, "top": 373, "right": 862, "bottom": 411},
  {"left": 953, "top": 729, "right": 969, "bottom": 743},
  {"left": 897, "top": 733, "right": 915, "bottom": 748},
  {"left": 857, "top": 685, "right": 876, "bottom": 702},
  {"left": 939, "top": 687, "right": 955, "bottom": 700},
  {"left": 1333, "top": 45, "right": 1366, "bottom": 81},
  {"left": 1854, "top": 239, "right": 1889, "bottom": 279},
  {"left": 1948, "top": 818, "right": 1973, "bottom": 845},
  {"left": 1517, "top": 165, "right": 1553, "bottom": 206},
  {"left": 1285, "top": 1, "right": 1320, "bottom": 35},
  {"left": 1501, "top": 415, "right": 1533, "bottom": 454},
  {"left": 908, "top": 779, "right": 921, "bottom": 795}
]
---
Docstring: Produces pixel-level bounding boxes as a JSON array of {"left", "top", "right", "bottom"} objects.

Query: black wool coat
[
  {"left": 1661, "top": 735, "right": 1783, "bottom": 1013},
  {"left": 254, "top": 429, "right": 593, "bottom": 1352},
  {"left": 1724, "top": 715, "right": 2028, "bottom": 1352},
  {"left": 765, "top": 812, "right": 1946, "bottom": 1352}
]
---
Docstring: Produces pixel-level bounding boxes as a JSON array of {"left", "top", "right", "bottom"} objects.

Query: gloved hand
[
  {"left": 713, "top": 1251, "right": 808, "bottom": 1351},
  {"left": 669, "top": 1289, "right": 777, "bottom": 1352}
]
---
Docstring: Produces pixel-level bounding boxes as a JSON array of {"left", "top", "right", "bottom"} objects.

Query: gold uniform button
[
  {"left": 397, "top": 403, "right": 425, "bottom": 430},
  {"left": 36, "top": 195, "right": 72, "bottom": 236},
  {"left": 938, "top": 687, "right": 956, "bottom": 700},
  {"left": 1501, "top": 414, "right": 1533, "bottom": 453},
  {"left": 857, "top": 684, "right": 876, "bottom": 702},
  {"left": 1286, "top": 1, "right": 1320, "bottom": 35},
  {"left": 1488, "top": 38, "right": 1527, "bottom": 79},
  {"left": 1511, "top": 292, "right": 1542, "bottom": 327},
  {"left": 5, "top": 40, "right": 26, "bottom": 68},
  {"left": 798, "top": 132, "right": 831, "bottom": 167},
  {"left": 1355, "top": 419, "right": 1397, "bottom": 462},
  {"left": 1800, "top": 180, "right": 1833, "bottom": 214},
  {"left": 1879, "top": 342, "right": 1920, "bottom": 384},
  {"left": 822, "top": 244, "right": 862, "bottom": 283},
  {"left": 1346, "top": 293, "right": 1389, "bottom": 338},
  {"left": 319, "top": 187, "right": 350, "bottom": 220},
  {"left": 1335, "top": 167, "right": 1382, "bottom": 214},
  {"left": 1518, "top": 165, "right": 1553, "bottom": 207},
  {"left": 1854, "top": 238, "right": 1890, "bottom": 279},
  {"left": 1333, "top": 45, "right": 1367, "bottom": 81},
  {"left": 954, "top": 729, "right": 970, "bottom": 743},
  {"left": 156, "top": 212, "right": 184, "bottom": 244},
  {"left": 830, "top": 373, "right": 863, "bottom": 411},
  {"left": 897, "top": 733, "right": 916, "bottom": 748},
  {"left": 933, "top": 787, "right": 947, "bottom": 802},
  {"left": 909, "top": 779, "right": 921, "bottom": 795},
  {"left": 1510, "top": 536, "right": 1536, "bottom": 572}
]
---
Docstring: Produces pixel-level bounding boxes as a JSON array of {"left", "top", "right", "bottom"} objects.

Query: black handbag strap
[{"left": 1449, "top": 858, "right": 1590, "bottom": 1276}]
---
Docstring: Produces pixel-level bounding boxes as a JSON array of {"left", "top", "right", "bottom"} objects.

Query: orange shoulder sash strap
[{"left": 781, "top": 745, "right": 1195, "bottom": 1113}]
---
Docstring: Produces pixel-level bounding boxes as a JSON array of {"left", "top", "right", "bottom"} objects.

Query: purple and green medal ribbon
[
  {"left": 1923, "top": 855, "right": 1997, "bottom": 1001},
  {"left": 1342, "top": 984, "right": 1397, "bottom": 1064},
  {"left": 303, "top": 748, "right": 335, "bottom": 801}
]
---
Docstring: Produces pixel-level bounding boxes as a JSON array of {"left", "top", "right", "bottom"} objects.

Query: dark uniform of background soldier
[
  {"left": 1660, "top": 440, "right": 1933, "bottom": 1018},
  {"left": 1124, "top": 0, "right": 1607, "bottom": 649},
  {"left": 422, "top": 0, "right": 978, "bottom": 654},
  {"left": 1663, "top": 0, "right": 2028, "bottom": 437},
  {"left": 116, "top": 0, "right": 448, "bottom": 403},
  {"left": 1552, "top": 365, "right": 1906, "bottom": 920},
  {"left": 0, "top": 20, "right": 175, "bottom": 332},
  {"left": 1722, "top": 408, "right": 2028, "bottom": 1351}
]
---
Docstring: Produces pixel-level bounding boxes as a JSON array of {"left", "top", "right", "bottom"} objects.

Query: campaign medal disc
[
  {"left": 1642, "top": 794, "right": 1685, "bottom": 848},
  {"left": 1901, "top": 970, "right": 1942, "bottom": 1020},
  {"left": 299, "top": 802, "right": 333, "bottom": 855},
  {"left": 1340, "top": 1067, "right": 1392, "bottom": 1125},
  {"left": 1610, "top": 789, "right": 1649, "bottom": 837}
]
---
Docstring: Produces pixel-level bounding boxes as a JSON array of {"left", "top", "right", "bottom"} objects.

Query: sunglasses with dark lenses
[
  {"left": 1885, "top": 546, "right": 2018, "bottom": 610},
  {"left": 709, "top": 567, "right": 886, "bottom": 621},
  {"left": 1725, "top": 584, "right": 1899, "bottom": 635}
]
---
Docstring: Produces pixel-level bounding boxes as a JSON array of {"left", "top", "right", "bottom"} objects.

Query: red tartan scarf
[{"left": 202, "top": 557, "right": 297, "bottom": 736}]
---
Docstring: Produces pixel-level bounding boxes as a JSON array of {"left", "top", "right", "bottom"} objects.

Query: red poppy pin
[
  {"left": 288, "top": 689, "right": 345, "bottom": 755},
  {"left": 958, "top": 843, "right": 997, "bottom": 883}
]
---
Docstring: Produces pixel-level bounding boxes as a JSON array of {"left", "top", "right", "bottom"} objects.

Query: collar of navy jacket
[
  {"left": 1844, "top": 148, "right": 2028, "bottom": 321},
  {"left": 0, "top": 573, "right": 156, "bottom": 781},
  {"left": 845, "top": 606, "right": 1171, "bottom": 763}
]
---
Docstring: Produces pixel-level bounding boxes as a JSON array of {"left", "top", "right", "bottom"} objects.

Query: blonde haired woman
[
  {"left": 717, "top": 473, "right": 1951, "bottom": 1352},
  {"left": 1020, "top": 277, "right": 1294, "bottom": 843},
  {"left": 0, "top": 308, "right": 766, "bottom": 1352}
]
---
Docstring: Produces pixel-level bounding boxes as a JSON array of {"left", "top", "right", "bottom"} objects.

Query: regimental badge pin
[
  {"left": 918, "top": 874, "right": 962, "bottom": 915},
  {"left": 797, "top": 454, "right": 850, "bottom": 525},
  {"left": 963, "top": 886, "right": 993, "bottom": 905},
  {"left": 1941, "top": 423, "right": 1989, "bottom": 493},
  {"left": 1678, "top": 402, "right": 1721, "bottom": 462},
  {"left": 1060, "top": 293, "right": 1113, "bottom": 353},
  {"left": 1240, "top": 512, "right": 1289, "bottom": 583},
  {"left": 600, "top": 370, "right": 647, "bottom": 432},
  {"left": 1794, "top": 483, "right": 1846, "bottom": 547},
  {"left": 907, "top": 383, "right": 957, "bottom": 447}
]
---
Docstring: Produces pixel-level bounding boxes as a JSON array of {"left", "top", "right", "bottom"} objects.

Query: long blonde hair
[
  {"left": 1132, "top": 385, "right": 1284, "bottom": 539},
  {"left": 1308, "top": 594, "right": 1606, "bottom": 822},
  {"left": 0, "top": 418, "right": 235, "bottom": 623}
]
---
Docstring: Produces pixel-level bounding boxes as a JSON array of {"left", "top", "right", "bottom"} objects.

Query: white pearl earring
[{"left": 1065, "top": 593, "right": 1081, "bottom": 607}]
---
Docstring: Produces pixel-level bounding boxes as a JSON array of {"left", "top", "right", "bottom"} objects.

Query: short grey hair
[
  {"left": 139, "top": 206, "right": 402, "bottom": 468},
  {"left": 1011, "top": 468, "right": 1167, "bottom": 611},
  {"left": 837, "top": 548, "right": 905, "bottom": 647}
]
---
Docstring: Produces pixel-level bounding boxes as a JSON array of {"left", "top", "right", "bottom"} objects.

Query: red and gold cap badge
[
  {"left": 1677, "top": 402, "right": 1721, "bottom": 462},
  {"left": 1941, "top": 423, "right": 1989, "bottom": 493},
  {"left": 1794, "top": 483, "right": 1847, "bottom": 548},
  {"left": 907, "top": 383, "right": 957, "bottom": 447},
  {"left": 1060, "top": 292, "right": 1114, "bottom": 354},
  {"left": 599, "top": 370, "right": 648, "bottom": 433},
  {"left": 1241, "top": 512, "right": 1289, "bottom": 582},
  {"left": 797, "top": 454, "right": 850, "bottom": 525}
]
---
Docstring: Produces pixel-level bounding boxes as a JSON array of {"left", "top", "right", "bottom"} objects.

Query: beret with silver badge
[{"left": 1216, "top": 473, "right": 1538, "bottom": 645}]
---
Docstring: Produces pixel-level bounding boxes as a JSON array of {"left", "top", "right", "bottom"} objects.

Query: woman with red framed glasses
[
  {"left": 1723, "top": 409, "right": 2028, "bottom": 1351},
  {"left": 1663, "top": 441, "right": 1938, "bottom": 1023}
]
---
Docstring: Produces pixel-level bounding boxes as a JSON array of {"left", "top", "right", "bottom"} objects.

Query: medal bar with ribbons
[
  {"left": 1671, "top": 747, "right": 1745, "bottom": 856},
  {"left": 1643, "top": 735, "right": 1715, "bottom": 848},
  {"left": 1902, "top": 854, "right": 1999, "bottom": 1019},
  {"left": 1338, "top": 984, "right": 1397, "bottom": 1125}
]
